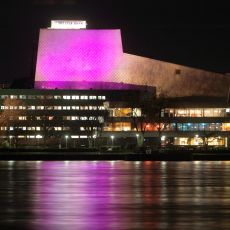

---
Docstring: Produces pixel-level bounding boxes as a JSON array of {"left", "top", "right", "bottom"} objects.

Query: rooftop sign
[{"left": 50, "top": 20, "right": 87, "bottom": 29}]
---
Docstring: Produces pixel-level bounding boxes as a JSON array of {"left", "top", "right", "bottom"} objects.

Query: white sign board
[{"left": 51, "top": 20, "right": 87, "bottom": 29}]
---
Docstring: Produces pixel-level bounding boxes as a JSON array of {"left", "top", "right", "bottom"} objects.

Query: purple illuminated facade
[{"left": 35, "top": 29, "right": 126, "bottom": 89}]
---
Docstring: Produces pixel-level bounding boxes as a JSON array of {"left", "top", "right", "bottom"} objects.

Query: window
[
  {"left": 19, "top": 95, "right": 26, "bottom": 99},
  {"left": 89, "top": 116, "right": 96, "bottom": 120},
  {"left": 98, "top": 106, "right": 105, "bottom": 110},
  {"left": 72, "top": 95, "right": 79, "bottom": 100},
  {"left": 10, "top": 95, "right": 18, "bottom": 99},
  {"left": 1, "top": 95, "right": 8, "bottom": 99},
  {"left": 80, "top": 106, "right": 88, "bottom": 110},
  {"left": 89, "top": 96, "right": 97, "bottom": 100},
  {"left": 80, "top": 95, "right": 88, "bottom": 100},
  {"left": 54, "top": 127, "right": 62, "bottom": 131},
  {"left": 19, "top": 116, "right": 27, "bottom": 120},
  {"left": 63, "top": 95, "right": 71, "bottom": 100},
  {"left": 98, "top": 96, "right": 106, "bottom": 100},
  {"left": 63, "top": 116, "right": 71, "bottom": 120},
  {"left": 72, "top": 106, "right": 79, "bottom": 110},
  {"left": 46, "top": 95, "right": 53, "bottom": 99},
  {"left": 54, "top": 95, "right": 62, "bottom": 99},
  {"left": 71, "top": 116, "right": 79, "bottom": 120},
  {"left": 89, "top": 106, "right": 97, "bottom": 110},
  {"left": 28, "top": 95, "right": 36, "bottom": 99},
  {"left": 36, "top": 95, "right": 45, "bottom": 99}
]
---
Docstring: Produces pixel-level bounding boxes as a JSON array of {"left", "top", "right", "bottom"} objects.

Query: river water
[{"left": 0, "top": 160, "right": 230, "bottom": 230}]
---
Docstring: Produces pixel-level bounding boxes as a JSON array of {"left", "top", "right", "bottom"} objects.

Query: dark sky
[{"left": 1, "top": 0, "right": 230, "bottom": 83}]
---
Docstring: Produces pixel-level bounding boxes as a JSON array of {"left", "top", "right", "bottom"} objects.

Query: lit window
[
  {"left": 80, "top": 106, "right": 88, "bottom": 110},
  {"left": 19, "top": 95, "right": 26, "bottom": 99},
  {"left": 54, "top": 95, "right": 62, "bottom": 99},
  {"left": 63, "top": 116, "right": 71, "bottom": 120},
  {"left": 72, "top": 95, "right": 79, "bottom": 100},
  {"left": 36, "top": 127, "right": 41, "bottom": 131},
  {"left": 89, "top": 106, "right": 97, "bottom": 110},
  {"left": 54, "top": 127, "right": 62, "bottom": 131},
  {"left": 98, "top": 96, "right": 106, "bottom": 100},
  {"left": 10, "top": 95, "right": 18, "bottom": 99},
  {"left": 71, "top": 116, "right": 79, "bottom": 120},
  {"left": 63, "top": 95, "right": 71, "bottom": 100},
  {"left": 89, "top": 96, "right": 97, "bottom": 100},
  {"left": 80, "top": 117, "right": 88, "bottom": 120},
  {"left": 80, "top": 135, "right": 87, "bottom": 138},
  {"left": 9, "top": 127, "right": 14, "bottom": 130},
  {"left": 80, "top": 127, "right": 85, "bottom": 131},
  {"left": 80, "top": 95, "right": 88, "bottom": 100},
  {"left": 19, "top": 116, "right": 27, "bottom": 120},
  {"left": 71, "top": 135, "right": 79, "bottom": 138}
]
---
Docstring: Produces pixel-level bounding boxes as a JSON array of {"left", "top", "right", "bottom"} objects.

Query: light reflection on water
[{"left": 0, "top": 160, "right": 230, "bottom": 229}]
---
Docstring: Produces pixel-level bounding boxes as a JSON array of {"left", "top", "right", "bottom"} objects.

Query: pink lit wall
[{"left": 35, "top": 29, "right": 123, "bottom": 89}]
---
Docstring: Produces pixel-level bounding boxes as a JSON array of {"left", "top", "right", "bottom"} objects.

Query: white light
[
  {"left": 65, "top": 135, "right": 69, "bottom": 139},
  {"left": 111, "top": 135, "right": 114, "bottom": 139},
  {"left": 136, "top": 134, "right": 139, "bottom": 137},
  {"left": 51, "top": 20, "right": 87, "bottom": 29},
  {"left": 195, "top": 134, "right": 199, "bottom": 138},
  {"left": 161, "top": 135, "right": 166, "bottom": 141}
]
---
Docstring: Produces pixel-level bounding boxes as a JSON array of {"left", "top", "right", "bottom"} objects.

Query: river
[{"left": 0, "top": 160, "right": 230, "bottom": 229}]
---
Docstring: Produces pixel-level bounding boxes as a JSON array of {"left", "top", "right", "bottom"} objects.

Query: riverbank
[{"left": 1, "top": 149, "right": 230, "bottom": 161}]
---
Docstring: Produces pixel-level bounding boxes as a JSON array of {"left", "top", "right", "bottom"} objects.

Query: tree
[{"left": 131, "top": 93, "right": 169, "bottom": 149}]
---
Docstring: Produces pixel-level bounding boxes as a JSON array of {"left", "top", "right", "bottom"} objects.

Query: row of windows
[
  {"left": 0, "top": 135, "right": 89, "bottom": 139},
  {"left": 0, "top": 95, "right": 106, "bottom": 100},
  {"left": 0, "top": 126, "right": 98, "bottom": 131},
  {"left": 3, "top": 116, "right": 104, "bottom": 121},
  {"left": 0, "top": 105, "right": 105, "bottom": 110},
  {"left": 162, "top": 108, "right": 230, "bottom": 117}
]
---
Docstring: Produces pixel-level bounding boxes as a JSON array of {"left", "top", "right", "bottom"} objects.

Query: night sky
[{"left": 1, "top": 0, "right": 230, "bottom": 83}]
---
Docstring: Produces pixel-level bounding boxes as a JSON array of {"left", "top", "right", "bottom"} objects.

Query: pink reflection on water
[
  {"left": 31, "top": 161, "right": 163, "bottom": 230},
  {"left": 32, "top": 161, "right": 123, "bottom": 229}
]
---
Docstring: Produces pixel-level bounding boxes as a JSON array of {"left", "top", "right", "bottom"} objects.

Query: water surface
[{"left": 0, "top": 160, "right": 230, "bottom": 229}]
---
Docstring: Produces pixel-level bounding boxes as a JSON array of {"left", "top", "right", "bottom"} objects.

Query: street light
[
  {"left": 9, "top": 136, "right": 12, "bottom": 148},
  {"left": 65, "top": 135, "right": 69, "bottom": 149},
  {"left": 136, "top": 133, "right": 139, "bottom": 146},
  {"left": 111, "top": 135, "right": 114, "bottom": 147}
]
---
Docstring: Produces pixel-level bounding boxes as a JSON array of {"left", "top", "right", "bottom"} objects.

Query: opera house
[{"left": 0, "top": 20, "right": 230, "bottom": 149}]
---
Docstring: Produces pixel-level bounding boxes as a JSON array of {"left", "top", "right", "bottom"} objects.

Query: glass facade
[{"left": 162, "top": 108, "right": 229, "bottom": 117}]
